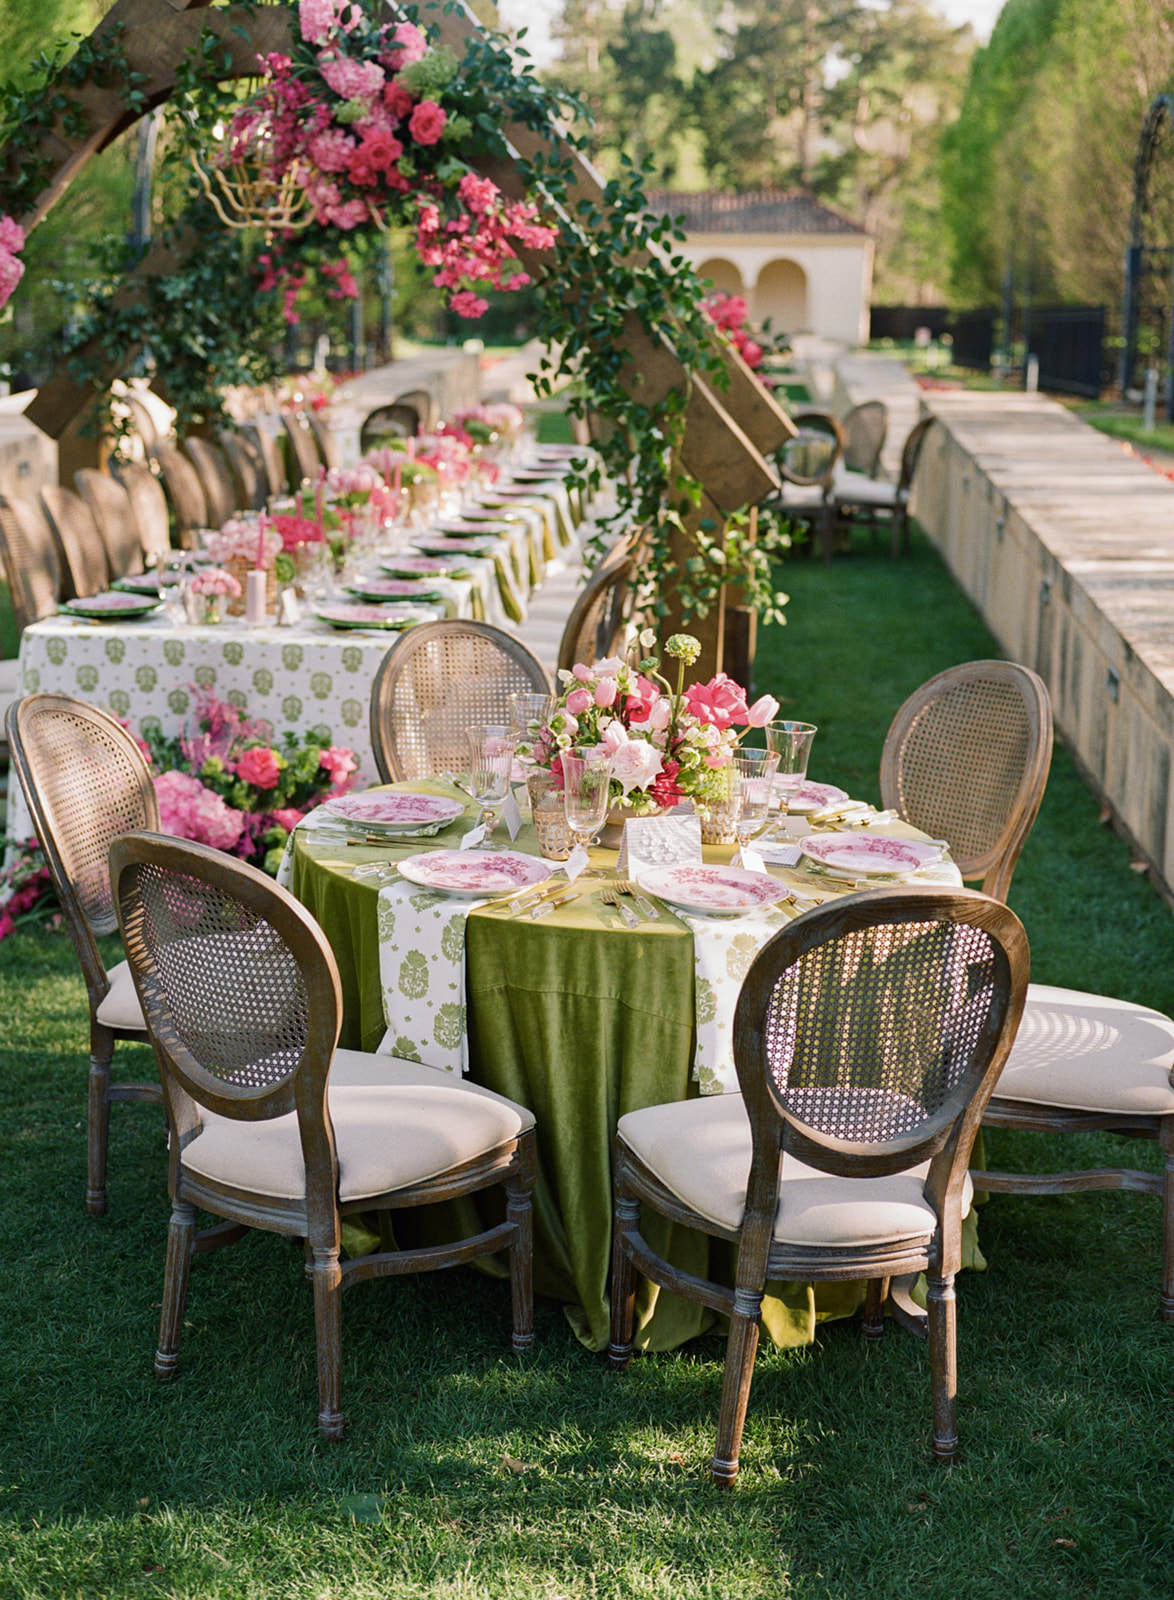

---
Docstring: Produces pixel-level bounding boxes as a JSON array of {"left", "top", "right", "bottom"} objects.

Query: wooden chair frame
[
  {"left": 609, "top": 886, "right": 1029, "bottom": 1483},
  {"left": 183, "top": 437, "right": 238, "bottom": 527},
  {"left": 39, "top": 484, "right": 110, "bottom": 599},
  {"left": 879, "top": 659, "right": 1053, "bottom": 902},
  {"left": 75, "top": 468, "right": 146, "bottom": 580},
  {"left": 369, "top": 619, "right": 552, "bottom": 783},
  {"left": 110, "top": 459, "right": 173, "bottom": 566},
  {"left": 306, "top": 410, "right": 342, "bottom": 471},
  {"left": 556, "top": 539, "right": 635, "bottom": 673},
  {"left": 7, "top": 693, "right": 162, "bottom": 1214},
  {"left": 770, "top": 410, "right": 844, "bottom": 564},
  {"left": 243, "top": 423, "right": 289, "bottom": 502},
  {"left": 0, "top": 492, "right": 63, "bottom": 633},
  {"left": 833, "top": 415, "right": 937, "bottom": 558},
  {"left": 282, "top": 412, "right": 324, "bottom": 488},
  {"left": 150, "top": 440, "right": 209, "bottom": 546},
  {"left": 219, "top": 428, "right": 269, "bottom": 512},
  {"left": 111, "top": 830, "right": 536, "bottom": 1438}
]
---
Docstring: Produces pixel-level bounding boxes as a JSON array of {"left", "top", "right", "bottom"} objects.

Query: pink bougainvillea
[{"left": 0, "top": 214, "right": 26, "bottom": 311}]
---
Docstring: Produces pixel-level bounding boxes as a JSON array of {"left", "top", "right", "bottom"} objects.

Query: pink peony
[
  {"left": 319, "top": 745, "right": 358, "bottom": 786},
  {"left": 564, "top": 688, "right": 592, "bottom": 715},
  {"left": 745, "top": 694, "right": 780, "bottom": 728},
  {"left": 408, "top": 99, "right": 446, "bottom": 145},
  {"left": 235, "top": 745, "right": 283, "bottom": 790},
  {"left": 155, "top": 770, "right": 246, "bottom": 852},
  {"left": 684, "top": 672, "right": 750, "bottom": 731}
]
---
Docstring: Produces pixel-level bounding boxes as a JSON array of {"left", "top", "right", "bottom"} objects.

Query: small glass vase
[{"left": 201, "top": 596, "right": 223, "bottom": 626}]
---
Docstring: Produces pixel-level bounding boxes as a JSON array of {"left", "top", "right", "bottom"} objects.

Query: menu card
[{"left": 616, "top": 812, "right": 703, "bottom": 873}]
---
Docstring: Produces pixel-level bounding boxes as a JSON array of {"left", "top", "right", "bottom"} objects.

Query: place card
[
  {"left": 459, "top": 822, "right": 486, "bottom": 850},
  {"left": 734, "top": 845, "right": 768, "bottom": 874},
  {"left": 563, "top": 843, "right": 591, "bottom": 881},
  {"left": 279, "top": 588, "right": 302, "bottom": 626},
  {"left": 616, "top": 812, "right": 703, "bottom": 874},
  {"left": 501, "top": 787, "right": 522, "bottom": 841},
  {"left": 755, "top": 839, "right": 802, "bottom": 867}
]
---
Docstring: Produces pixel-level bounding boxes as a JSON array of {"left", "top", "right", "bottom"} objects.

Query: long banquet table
[{"left": 288, "top": 781, "right": 973, "bottom": 1353}]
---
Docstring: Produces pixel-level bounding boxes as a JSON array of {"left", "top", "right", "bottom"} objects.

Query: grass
[
  {"left": 3, "top": 524, "right": 1174, "bottom": 1598},
  {"left": 1065, "top": 401, "right": 1174, "bottom": 459}
]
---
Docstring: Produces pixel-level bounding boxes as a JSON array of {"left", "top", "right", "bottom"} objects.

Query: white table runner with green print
[{"left": 375, "top": 877, "right": 486, "bottom": 1074}]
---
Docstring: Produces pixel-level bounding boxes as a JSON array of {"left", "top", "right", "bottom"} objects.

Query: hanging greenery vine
[{"left": 0, "top": 0, "right": 787, "bottom": 627}]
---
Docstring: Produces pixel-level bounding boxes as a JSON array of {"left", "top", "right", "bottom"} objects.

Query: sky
[{"left": 498, "top": 0, "right": 1008, "bottom": 65}]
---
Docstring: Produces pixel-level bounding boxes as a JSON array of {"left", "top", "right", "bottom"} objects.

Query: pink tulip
[
  {"left": 565, "top": 688, "right": 592, "bottom": 715},
  {"left": 571, "top": 662, "right": 593, "bottom": 681},
  {"left": 745, "top": 694, "right": 780, "bottom": 728},
  {"left": 647, "top": 698, "right": 672, "bottom": 731},
  {"left": 594, "top": 677, "right": 618, "bottom": 708},
  {"left": 602, "top": 721, "right": 629, "bottom": 753}
]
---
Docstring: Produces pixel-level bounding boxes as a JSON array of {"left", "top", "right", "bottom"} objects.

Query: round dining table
[{"left": 289, "top": 780, "right": 974, "bottom": 1352}]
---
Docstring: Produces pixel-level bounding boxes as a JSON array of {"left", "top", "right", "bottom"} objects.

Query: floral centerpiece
[
  {"left": 202, "top": 518, "right": 284, "bottom": 612},
  {"left": 187, "top": 566, "right": 241, "bottom": 624},
  {"left": 532, "top": 632, "right": 778, "bottom": 840}
]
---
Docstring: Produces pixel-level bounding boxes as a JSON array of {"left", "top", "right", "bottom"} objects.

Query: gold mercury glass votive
[{"left": 527, "top": 770, "right": 573, "bottom": 860}]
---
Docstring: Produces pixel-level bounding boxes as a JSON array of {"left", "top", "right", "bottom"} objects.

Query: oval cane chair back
[
  {"left": 306, "top": 410, "right": 342, "bottom": 471},
  {"left": 219, "top": 429, "right": 269, "bottom": 512},
  {"left": 0, "top": 492, "right": 63, "bottom": 632},
  {"left": 897, "top": 414, "right": 936, "bottom": 497},
  {"left": 39, "top": 484, "right": 110, "bottom": 599},
  {"left": 369, "top": 620, "right": 552, "bottom": 782},
  {"left": 7, "top": 693, "right": 162, "bottom": 1213},
  {"left": 360, "top": 403, "right": 419, "bottom": 449},
  {"left": 123, "top": 392, "right": 160, "bottom": 450},
  {"left": 880, "top": 660, "right": 1052, "bottom": 902},
  {"left": 75, "top": 469, "right": 145, "bottom": 579},
  {"left": 243, "top": 423, "right": 289, "bottom": 501},
  {"left": 110, "top": 460, "right": 173, "bottom": 566},
  {"left": 150, "top": 441, "right": 208, "bottom": 546},
  {"left": 841, "top": 400, "right": 888, "bottom": 477},
  {"left": 282, "top": 412, "right": 324, "bottom": 488},
  {"left": 776, "top": 410, "right": 843, "bottom": 490},
  {"left": 183, "top": 438, "right": 238, "bottom": 528},
  {"left": 557, "top": 539, "right": 634, "bottom": 673}
]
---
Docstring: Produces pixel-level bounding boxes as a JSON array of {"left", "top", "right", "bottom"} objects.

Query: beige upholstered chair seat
[
  {"left": 94, "top": 958, "right": 147, "bottom": 1030},
  {"left": 187, "top": 1050, "right": 535, "bottom": 1201},
  {"left": 618, "top": 1094, "right": 974, "bottom": 1246},
  {"left": 832, "top": 464, "right": 897, "bottom": 505},
  {"left": 992, "top": 983, "right": 1174, "bottom": 1114}
]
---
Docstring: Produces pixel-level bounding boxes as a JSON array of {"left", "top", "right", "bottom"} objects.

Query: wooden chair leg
[
  {"left": 926, "top": 1271, "right": 958, "bottom": 1461},
  {"left": 310, "top": 1246, "right": 344, "bottom": 1440},
  {"left": 505, "top": 1163, "right": 535, "bottom": 1352},
  {"left": 155, "top": 1199, "right": 196, "bottom": 1380},
  {"left": 607, "top": 1177, "right": 640, "bottom": 1370},
  {"left": 711, "top": 1290, "right": 763, "bottom": 1488},
  {"left": 86, "top": 1028, "right": 114, "bottom": 1216},
  {"left": 1160, "top": 1124, "right": 1174, "bottom": 1322},
  {"left": 863, "top": 1276, "right": 890, "bottom": 1341}
]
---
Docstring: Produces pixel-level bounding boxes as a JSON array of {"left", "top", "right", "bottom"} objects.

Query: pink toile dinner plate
[
  {"left": 799, "top": 833, "right": 944, "bottom": 878},
  {"left": 395, "top": 849, "right": 553, "bottom": 897},
  {"left": 61, "top": 590, "right": 161, "bottom": 620},
  {"left": 323, "top": 791, "right": 466, "bottom": 835},
  {"left": 637, "top": 864, "right": 791, "bottom": 916},
  {"left": 785, "top": 780, "right": 850, "bottom": 815},
  {"left": 344, "top": 578, "right": 442, "bottom": 602},
  {"left": 313, "top": 602, "right": 420, "bottom": 631}
]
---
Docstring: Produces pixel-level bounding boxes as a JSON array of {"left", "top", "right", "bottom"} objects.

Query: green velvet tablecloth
[{"left": 290, "top": 787, "right": 974, "bottom": 1351}]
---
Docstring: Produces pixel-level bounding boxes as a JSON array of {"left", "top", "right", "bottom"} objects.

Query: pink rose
[
  {"left": 236, "top": 745, "right": 283, "bottom": 790},
  {"left": 408, "top": 100, "right": 447, "bottom": 146},
  {"left": 565, "top": 688, "right": 592, "bottom": 715},
  {"left": 594, "top": 677, "right": 618, "bottom": 708},
  {"left": 745, "top": 694, "right": 780, "bottom": 728},
  {"left": 610, "top": 739, "right": 663, "bottom": 796},
  {"left": 684, "top": 672, "right": 750, "bottom": 731},
  {"left": 319, "top": 745, "right": 358, "bottom": 786},
  {"left": 384, "top": 81, "right": 415, "bottom": 119},
  {"left": 269, "top": 807, "right": 305, "bottom": 833}
]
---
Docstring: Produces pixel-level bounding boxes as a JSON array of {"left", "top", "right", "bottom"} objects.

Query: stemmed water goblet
[
  {"left": 508, "top": 692, "right": 556, "bottom": 764},
  {"left": 561, "top": 746, "right": 613, "bottom": 856},
  {"left": 764, "top": 720, "right": 818, "bottom": 814},
  {"left": 465, "top": 724, "right": 518, "bottom": 848}
]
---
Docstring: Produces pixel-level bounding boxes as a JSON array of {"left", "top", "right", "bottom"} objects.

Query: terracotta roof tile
[{"left": 646, "top": 189, "right": 867, "bottom": 236}]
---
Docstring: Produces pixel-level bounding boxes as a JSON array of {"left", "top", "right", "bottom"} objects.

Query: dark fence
[
  {"left": 1025, "top": 304, "right": 1107, "bottom": 398},
  {"left": 869, "top": 304, "right": 952, "bottom": 342},
  {"left": 951, "top": 308, "right": 997, "bottom": 372}
]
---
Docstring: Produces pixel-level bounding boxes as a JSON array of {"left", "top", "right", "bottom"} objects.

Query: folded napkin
[
  {"left": 376, "top": 875, "right": 487, "bottom": 1074},
  {"left": 676, "top": 905, "right": 795, "bottom": 1095}
]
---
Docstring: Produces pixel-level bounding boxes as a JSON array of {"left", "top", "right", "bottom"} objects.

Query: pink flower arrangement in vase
[
  {"left": 531, "top": 631, "right": 778, "bottom": 837},
  {"left": 187, "top": 566, "right": 241, "bottom": 623}
]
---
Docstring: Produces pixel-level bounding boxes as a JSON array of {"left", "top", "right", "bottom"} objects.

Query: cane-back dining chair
[
  {"left": 219, "top": 429, "right": 269, "bottom": 512},
  {"left": 369, "top": 620, "right": 552, "bottom": 782},
  {"left": 110, "top": 460, "right": 173, "bottom": 566},
  {"left": 609, "top": 886, "right": 1029, "bottom": 1483},
  {"left": 840, "top": 400, "right": 888, "bottom": 477},
  {"left": 282, "top": 411, "right": 324, "bottom": 488},
  {"left": 556, "top": 538, "right": 634, "bottom": 673},
  {"left": 768, "top": 410, "right": 844, "bottom": 563},
  {"left": 111, "top": 830, "right": 536, "bottom": 1438},
  {"left": 243, "top": 422, "right": 289, "bottom": 502},
  {"left": 880, "top": 660, "right": 1053, "bottom": 902},
  {"left": 306, "top": 410, "right": 342, "bottom": 471},
  {"left": 183, "top": 438, "right": 238, "bottom": 528},
  {"left": 833, "top": 414, "right": 936, "bottom": 557},
  {"left": 39, "top": 484, "right": 111, "bottom": 600},
  {"left": 0, "top": 491, "right": 63, "bottom": 632},
  {"left": 7, "top": 694, "right": 159, "bottom": 1214},
  {"left": 150, "top": 441, "right": 209, "bottom": 546},
  {"left": 75, "top": 469, "right": 146, "bottom": 580}
]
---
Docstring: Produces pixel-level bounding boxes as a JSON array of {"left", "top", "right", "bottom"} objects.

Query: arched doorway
[
  {"left": 755, "top": 258, "right": 807, "bottom": 332},
  {"left": 695, "top": 257, "right": 744, "bottom": 298}
]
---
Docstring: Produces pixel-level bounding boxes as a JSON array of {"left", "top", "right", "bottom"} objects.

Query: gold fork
[
  {"left": 612, "top": 879, "right": 660, "bottom": 920},
  {"left": 598, "top": 886, "right": 640, "bottom": 928}
]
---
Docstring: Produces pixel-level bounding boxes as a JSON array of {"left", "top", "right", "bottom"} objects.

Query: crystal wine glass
[
  {"left": 508, "top": 692, "right": 557, "bottom": 765},
  {"left": 732, "top": 750, "right": 781, "bottom": 854},
  {"left": 561, "top": 746, "right": 613, "bottom": 855},
  {"left": 465, "top": 724, "right": 518, "bottom": 848},
  {"left": 764, "top": 720, "right": 818, "bottom": 813}
]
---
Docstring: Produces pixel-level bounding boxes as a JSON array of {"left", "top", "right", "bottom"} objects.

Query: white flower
[{"left": 610, "top": 738, "right": 663, "bottom": 796}]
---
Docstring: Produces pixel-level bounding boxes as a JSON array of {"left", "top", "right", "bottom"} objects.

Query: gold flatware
[
  {"left": 612, "top": 879, "right": 660, "bottom": 920},
  {"left": 599, "top": 886, "right": 640, "bottom": 927},
  {"left": 529, "top": 886, "right": 581, "bottom": 919}
]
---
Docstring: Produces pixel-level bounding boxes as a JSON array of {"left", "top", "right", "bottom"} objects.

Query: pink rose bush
[
  {"left": 0, "top": 214, "right": 25, "bottom": 312},
  {"left": 526, "top": 633, "right": 779, "bottom": 815},
  {"left": 218, "top": 2, "right": 557, "bottom": 322},
  {"left": 142, "top": 688, "right": 359, "bottom": 874},
  {"left": 702, "top": 293, "right": 781, "bottom": 384}
]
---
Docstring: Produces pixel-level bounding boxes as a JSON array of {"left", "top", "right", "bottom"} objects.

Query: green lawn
[{"left": 2, "top": 524, "right": 1172, "bottom": 1598}]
